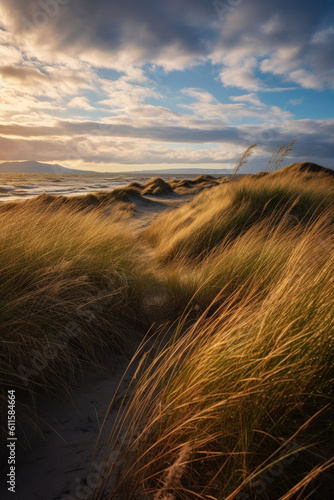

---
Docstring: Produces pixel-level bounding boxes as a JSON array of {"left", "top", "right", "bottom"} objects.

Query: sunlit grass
[
  {"left": 0, "top": 201, "right": 152, "bottom": 432},
  {"left": 1, "top": 163, "right": 334, "bottom": 498},
  {"left": 97, "top": 214, "right": 334, "bottom": 499},
  {"left": 92, "top": 166, "right": 334, "bottom": 499},
  {"left": 144, "top": 169, "right": 334, "bottom": 262}
]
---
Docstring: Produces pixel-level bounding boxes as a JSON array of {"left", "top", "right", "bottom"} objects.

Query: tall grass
[
  {"left": 266, "top": 140, "right": 297, "bottom": 172},
  {"left": 144, "top": 169, "right": 334, "bottom": 262},
  {"left": 0, "top": 201, "right": 151, "bottom": 433},
  {"left": 96, "top": 214, "right": 334, "bottom": 499},
  {"left": 162, "top": 213, "right": 310, "bottom": 313},
  {"left": 232, "top": 144, "right": 258, "bottom": 178},
  {"left": 1, "top": 162, "right": 334, "bottom": 498}
]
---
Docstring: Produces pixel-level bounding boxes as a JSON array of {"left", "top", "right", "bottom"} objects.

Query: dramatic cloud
[
  {"left": 213, "top": 0, "right": 334, "bottom": 90},
  {"left": 0, "top": 0, "right": 333, "bottom": 169},
  {"left": 0, "top": 117, "right": 333, "bottom": 170},
  {"left": 0, "top": 0, "right": 216, "bottom": 71}
]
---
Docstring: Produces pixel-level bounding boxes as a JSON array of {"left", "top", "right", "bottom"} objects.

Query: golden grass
[
  {"left": 0, "top": 201, "right": 152, "bottom": 433},
  {"left": 232, "top": 143, "right": 258, "bottom": 178},
  {"left": 0, "top": 175, "right": 220, "bottom": 434},
  {"left": 90, "top": 164, "right": 334, "bottom": 499},
  {"left": 162, "top": 213, "right": 313, "bottom": 313},
  {"left": 0, "top": 188, "right": 142, "bottom": 214},
  {"left": 96, "top": 214, "right": 334, "bottom": 499},
  {"left": 144, "top": 168, "right": 334, "bottom": 262},
  {"left": 1, "top": 162, "right": 334, "bottom": 498}
]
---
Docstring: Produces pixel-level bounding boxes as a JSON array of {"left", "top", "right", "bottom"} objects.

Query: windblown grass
[
  {"left": 266, "top": 140, "right": 297, "bottom": 172},
  {"left": 144, "top": 167, "right": 334, "bottom": 262},
  {"left": 0, "top": 188, "right": 142, "bottom": 214},
  {"left": 90, "top": 162, "right": 334, "bottom": 499},
  {"left": 0, "top": 201, "right": 151, "bottom": 433},
  {"left": 162, "top": 213, "right": 309, "bottom": 313},
  {"left": 1, "top": 161, "right": 334, "bottom": 498},
  {"left": 96, "top": 214, "right": 334, "bottom": 499},
  {"left": 232, "top": 143, "right": 258, "bottom": 178}
]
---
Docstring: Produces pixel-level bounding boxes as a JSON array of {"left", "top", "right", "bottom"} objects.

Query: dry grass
[
  {"left": 96, "top": 214, "right": 334, "bottom": 500},
  {"left": 91, "top": 162, "right": 334, "bottom": 499},
  {"left": 1, "top": 161, "right": 334, "bottom": 498},
  {"left": 0, "top": 188, "right": 142, "bottom": 214},
  {"left": 0, "top": 175, "right": 220, "bottom": 435},
  {"left": 232, "top": 144, "right": 258, "bottom": 178},
  {"left": 162, "top": 213, "right": 310, "bottom": 314},
  {"left": 0, "top": 201, "right": 152, "bottom": 434},
  {"left": 144, "top": 166, "right": 334, "bottom": 263},
  {"left": 266, "top": 140, "right": 297, "bottom": 172}
]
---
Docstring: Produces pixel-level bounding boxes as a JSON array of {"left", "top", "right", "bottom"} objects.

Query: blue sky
[{"left": 0, "top": 0, "right": 333, "bottom": 171}]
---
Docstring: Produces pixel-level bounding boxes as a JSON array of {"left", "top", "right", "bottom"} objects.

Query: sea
[{"left": 0, "top": 173, "right": 189, "bottom": 202}]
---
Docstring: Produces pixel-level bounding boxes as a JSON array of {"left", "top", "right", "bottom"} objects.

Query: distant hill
[
  {"left": 0, "top": 161, "right": 97, "bottom": 174},
  {"left": 0, "top": 161, "right": 233, "bottom": 175},
  {"left": 3, "top": 161, "right": 330, "bottom": 177}
]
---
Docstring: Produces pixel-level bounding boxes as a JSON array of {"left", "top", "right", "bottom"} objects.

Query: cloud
[
  {"left": 1, "top": 0, "right": 331, "bottom": 89},
  {"left": 68, "top": 96, "right": 94, "bottom": 111},
  {"left": 230, "top": 93, "right": 264, "bottom": 106},
  {"left": 0, "top": 1, "right": 333, "bottom": 169},
  {"left": 0, "top": 117, "right": 333, "bottom": 170},
  {"left": 219, "top": 57, "right": 262, "bottom": 91},
  {"left": 1, "top": 1, "right": 333, "bottom": 91},
  {"left": 0, "top": 64, "right": 48, "bottom": 83},
  {"left": 99, "top": 75, "right": 161, "bottom": 109},
  {"left": 212, "top": 0, "right": 334, "bottom": 90},
  {"left": 0, "top": 43, "right": 22, "bottom": 65},
  {"left": 312, "top": 26, "right": 334, "bottom": 44},
  {"left": 180, "top": 88, "right": 290, "bottom": 123},
  {"left": 288, "top": 98, "right": 303, "bottom": 106},
  {"left": 0, "top": 0, "right": 216, "bottom": 71}
]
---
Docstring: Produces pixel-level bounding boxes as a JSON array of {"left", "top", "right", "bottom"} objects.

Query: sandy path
[
  {"left": 1, "top": 350, "right": 139, "bottom": 500},
  {"left": 0, "top": 193, "right": 187, "bottom": 500},
  {"left": 131, "top": 192, "right": 187, "bottom": 232}
]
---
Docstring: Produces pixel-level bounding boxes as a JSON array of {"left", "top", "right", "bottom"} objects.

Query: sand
[{"left": 3, "top": 351, "right": 135, "bottom": 500}]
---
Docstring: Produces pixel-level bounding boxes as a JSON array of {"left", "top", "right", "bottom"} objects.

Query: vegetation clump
[{"left": 144, "top": 162, "right": 334, "bottom": 262}]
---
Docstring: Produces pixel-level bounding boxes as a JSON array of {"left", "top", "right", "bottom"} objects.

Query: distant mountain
[
  {"left": 0, "top": 161, "right": 97, "bottom": 174},
  {"left": 0, "top": 162, "right": 233, "bottom": 176}
]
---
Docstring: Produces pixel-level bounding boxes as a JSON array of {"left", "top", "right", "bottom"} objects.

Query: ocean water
[{"left": 0, "top": 173, "right": 186, "bottom": 202}]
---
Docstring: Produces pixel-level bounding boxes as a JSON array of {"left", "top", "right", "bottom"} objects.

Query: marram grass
[
  {"left": 144, "top": 168, "right": 334, "bottom": 262},
  {"left": 0, "top": 201, "right": 152, "bottom": 433},
  {"left": 96, "top": 215, "right": 334, "bottom": 499},
  {"left": 0, "top": 163, "right": 333, "bottom": 499},
  {"left": 92, "top": 167, "right": 334, "bottom": 499}
]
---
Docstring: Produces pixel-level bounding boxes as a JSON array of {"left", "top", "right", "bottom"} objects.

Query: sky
[{"left": 0, "top": 0, "right": 333, "bottom": 172}]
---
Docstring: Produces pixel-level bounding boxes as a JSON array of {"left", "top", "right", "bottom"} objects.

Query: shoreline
[{"left": 0, "top": 173, "right": 225, "bottom": 203}]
